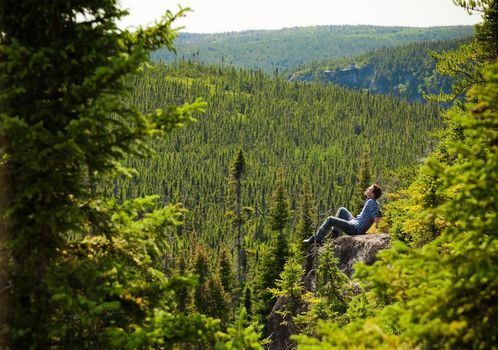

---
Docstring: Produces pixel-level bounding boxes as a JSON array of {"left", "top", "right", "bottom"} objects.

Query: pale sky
[{"left": 118, "top": 0, "right": 482, "bottom": 33}]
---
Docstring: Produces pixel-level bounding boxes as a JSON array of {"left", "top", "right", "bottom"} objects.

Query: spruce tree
[
  {"left": 352, "top": 148, "right": 372, "bottom": 214},
  {"left": 296, "top": 183, "right": 316, "bottom": 252},
  {"left": 227, "top": 149, "right": 248, "bottom": 285},
  {"left": 251, "top": 175, "right": 291, "bottom": 331},
  {"left": 0, "top": 2, "right": 218, "bottom": 347},
  {"left": 297, "top": 2, "right": 498, "bottom": 349},
  {"left": 218, "top": 246, "right": 236, "bottom": 294},
  {"left": 191, "top": 242, "right": 211, "bottom": 313},
  {"left": 268, "top": 172, "right": 291, "bottom": 234},
  {"left": 268, "top": 173, "right": 291, "bottom": 281}
]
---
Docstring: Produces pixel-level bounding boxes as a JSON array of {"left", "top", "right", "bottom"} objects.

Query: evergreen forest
[
  {"left": 111, "top": 61, "right": 441, "bottom": 250},
  {"left": 287, "top": 38, "right": 472, "bottom": 102},
  {"left": 153, "top": 25, "right": 473, "bottom": 73},
  {"left": 1, "top": 0, "right": 498, "bottom": 349}
]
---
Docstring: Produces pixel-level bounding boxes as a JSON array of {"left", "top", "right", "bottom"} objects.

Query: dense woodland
[
  {"left": 153, "top": 25, "right": 474, "bottom": 73},
  {"left": 287, "top": 38, "right": 472, "bottom": 102},
  {"left": 110, "top": 61, "right": 441, "bottom": 249},
  {"left": 1, "top": 0, "right": 498, "bottom": 349}
]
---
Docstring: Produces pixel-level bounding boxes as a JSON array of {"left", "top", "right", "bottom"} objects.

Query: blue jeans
[{"left": 317, "top": 207, "right": 360, "bottom": 237}]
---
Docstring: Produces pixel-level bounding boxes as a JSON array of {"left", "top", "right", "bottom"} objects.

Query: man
[{"left": 303, "top": 184, "right": 382, "bottom": 244}]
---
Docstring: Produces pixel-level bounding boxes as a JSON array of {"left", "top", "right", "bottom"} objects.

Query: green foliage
[
  {"left": 268, "top": 173, "right": 291, "bottom": 233},
  {"left": 269, "top": 245, "right": 305, "bottom": 300},
  {"left": 216, "top": 307, "right": 263, "bottom": 350},
  {"left": 296, "top": 183, "right": 316, "bottom": 252},
  {"left": 294, "top": 319, "right": 401, "bottom": 350},
  {"left": 288, "top": 38, "right": 471, "bottom": 102},
  {"left": 218, "top": 247, "right": 236, "bottom": 293},
  {"left": 226, "top": 149, "right": 250, "bottom": 285},
  {"left": 111, "top": 61, "right": 442, "bottom": 252},
  {"left": 383, "top": 166, "right": 446, "bottom": 247},
  {"left": 0, "top": 1, "right": 219, "bottom": 348},
  {"left": 296, "top": 3, "right": 498, "bottom": 348},
  {"left": 428, "top": 1, "right": 498, "bottom": 103},
  {"left": 428, "top": 40, "right": 486, "bottom": 102},
  {"left": 352, "top": 148, "right": 372, "bottom": 214},
  {"left": 189, "top": 243, "right": 232, "bottom": 327},
  {"left": 154, "top": 26, "right": 473, "bottom": 73},
  {"left": 296, "top": 242, "right": 351, "bottom": 334},
  {"left": 250, "top": 230, "right": 290, "bottom": 333},
  {"left": 316, "top": 243, "right": 351, "bottom": 312}
]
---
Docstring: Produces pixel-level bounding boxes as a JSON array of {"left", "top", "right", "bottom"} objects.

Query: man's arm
[{"left": 374, "top": 217, "right": 381, "bottom": 229}]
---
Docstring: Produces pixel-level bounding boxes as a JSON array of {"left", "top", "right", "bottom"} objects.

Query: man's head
[{"left": 365, "top": 184, "right": 382, "bottom": 199}]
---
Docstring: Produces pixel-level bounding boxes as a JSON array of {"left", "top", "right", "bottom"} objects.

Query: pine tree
[
  {"left": 251, "top": 175, "right": 292, "bottom": 332},
  {"left": 205, "top": 274, "right": 232, "bottom": 327},
  {"left": 297, "top": 2, "right": 498, "bottom": 348},
  {"left": 191, "top": 242, "right": 211, "bottom": 313},
  {"left": 352, "top": 148, "right": 372, "bottom": 214},
  {"left": 296, "top": 183, "right": 316, "bottom": 252},
  {"left": 216, "top": 307, "right": 263, "bottom": 350},
  {"left": 218, "top": 247, "right": 236, "bottom": 293},
  {"left": 0, "top": 1, "right": 218, "bottom": 348},
  {"left": 268, "top": 173, "right": 291, "bottom": 281},
  {"left": 227, "top": 149, "right": 249, "bottom": 285},
  {"left": 270, "top": 245, "right": 305, "bottom": 300},
  {"left": 174, "top": 253, "right": 192, "bottom": 313},
  {"left": 268, "top": 172, "right": 291, "bottom": 234}
]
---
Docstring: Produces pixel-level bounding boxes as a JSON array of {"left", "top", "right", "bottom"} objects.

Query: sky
[{"left": 118, "top": 0, "right": 482, "bottom": 33}]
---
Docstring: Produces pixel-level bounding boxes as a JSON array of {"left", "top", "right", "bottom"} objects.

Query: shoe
[
  {"left": 303, "top": 236, "right": 315, "bottom": 244},
  {"left": 331, "top": 229, "right": 341, "bottom": 239}
]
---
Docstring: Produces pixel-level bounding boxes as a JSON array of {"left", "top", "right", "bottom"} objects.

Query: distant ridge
[
  {"left": 152, "top": 25, "right": 474, "bottom": 73},
  {"left": 287, "top": 37, "right": 472, "bottom": 102}
]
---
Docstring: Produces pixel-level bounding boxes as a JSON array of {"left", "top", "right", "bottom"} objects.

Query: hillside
[
  {"left": 287, "top": 38, "right": 472, "bottom": 102},
  {"left": 152, "top": 25, "right": 473, "bottom": 73},
  {"left": 106, "top": 61, "right": 442, "bottom": 250}
]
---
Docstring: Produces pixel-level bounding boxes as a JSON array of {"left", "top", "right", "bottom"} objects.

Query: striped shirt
[{"left": 353, "top": 198, "right": 382, "bottom": 234}]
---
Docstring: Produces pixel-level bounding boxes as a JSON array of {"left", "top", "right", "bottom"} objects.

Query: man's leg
[
  {"left": 336, "top": 207, "right": 354, "bottom": 221},
  {"left": 304, "top": 214, "right": 358, "bottom": 244},
  {"left": 331, "top": 207, "right": 355, "bottom": 236},
  {"left": 318, "top": 215, "right": 358, "bottom": 237}
]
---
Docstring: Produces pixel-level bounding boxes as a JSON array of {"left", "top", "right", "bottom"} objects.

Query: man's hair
[{"left": 372, "top": 184, "right": 382, "bottom": 199}]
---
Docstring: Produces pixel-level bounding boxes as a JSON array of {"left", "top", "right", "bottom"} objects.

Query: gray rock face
[
  {"left": 267, "top": 233, "right": 390, "bottom": 350},
  {"left": 267, "top": 297, "right": 308, "bottom": 350},
  {"left": 332, "top": 233, "right": 390, "bottom": 277}
]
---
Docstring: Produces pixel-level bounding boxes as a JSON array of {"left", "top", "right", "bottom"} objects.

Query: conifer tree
[
  {"left": 174, "top": 253, "right": 192, "bottom": 313},
  {"left": 205, "top": 274, "right": 232, "bottom": 327},
  {"left": 218, "top": 246, "right": 236, "bottom": 294},
  {"left": 0, "top": 1, "right": 218, "bottom": 348},
  {"left": 251, "top": 175, "right": 292, "bottom": 332},
  {"left": 297, "top": 2, "right": 498, "bottom": 349},
  {"left": 296, "top": 183, "right": 316, "bottom": 252},
  {"left": 352, "top": 148, "right": 372, "bottom": 214},
  {"left": 216, "top": 307, "right": 263, "bottom": 350},
  {"left": 428, "top": 0, "right": 498, "bottom": 102},
  {"left": 227, "top": 149, "right": 248, "bottom": 284},
  {"left": 268, "top": 173, "right": 291, "bottom": 281},
  {"left": 191, "top": 242, "right": 211, "bottom": 312},
  {"left": 268, "top": 172, "right": 291, "bottom": 235},
  {"left": 270, "top": 245, "right": 305, "bottom": 300}
]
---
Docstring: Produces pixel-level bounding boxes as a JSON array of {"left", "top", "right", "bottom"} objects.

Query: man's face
[{"left": 364, "top": 186, "right": 374, "bottom": 198}]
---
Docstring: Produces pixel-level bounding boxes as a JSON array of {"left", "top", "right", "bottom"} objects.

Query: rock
[
  {"left": 266, "top": 233, "right": 390, "bottom": 350},
  {"left": 332, "top": 233, "right": 390, "bottom": 278},
  {"left": 267, "top": 297, "right": 308, "bottom": 350}
]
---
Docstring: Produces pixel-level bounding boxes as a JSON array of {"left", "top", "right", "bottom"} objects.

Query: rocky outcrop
[
  {"left": 332, "top": 233, "right": 390, "bottom": 277},
  {"left": 267, "top": 233, "right": 390, "bottom": 350}
]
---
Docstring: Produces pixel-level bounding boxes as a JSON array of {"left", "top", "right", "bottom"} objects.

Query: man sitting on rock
[{"left": 303, "top": 184, "right": 382, "bottom": 244}]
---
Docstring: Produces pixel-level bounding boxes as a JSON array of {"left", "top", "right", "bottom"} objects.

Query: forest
[
  {"left": 112, "top": 61, "right": 441, "bottom": 248},
  {"left": 153, "top": 25, "right": 473, "bottom": 73},
  {"left": 1, "top": 0, "right": 497, "bottom": 349},
  {"left": 287, "top": 38, "right": 472, "bottom": 102}
]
